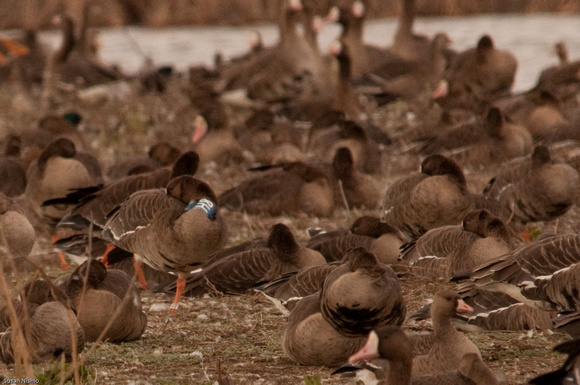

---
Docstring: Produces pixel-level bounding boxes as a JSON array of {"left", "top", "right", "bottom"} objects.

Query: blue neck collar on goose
[{"left": 184, "top": 198, "right": 216, "bottom": 218}]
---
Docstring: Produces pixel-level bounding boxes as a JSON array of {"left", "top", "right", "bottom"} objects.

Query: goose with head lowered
[{"left": 102, "top": 175, "right": 228, "bottom": 311}]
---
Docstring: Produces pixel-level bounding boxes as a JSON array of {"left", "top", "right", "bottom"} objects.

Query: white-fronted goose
[
  {"left": 191, "top": 108, "right": 244, "bottom": 165},
  {"left": 348, "top": 326, "right": 497, "bottom": 385},
  {"left": 380, "top": 154, "right": 474, "bottom": 239},
  {"left": 102, "top": 175, "right": 228, "bottom": 311},
  {"left": 218, "top": 161, "right": 334, "bottom": 217},
  {"left": 483, "top": 145, "right": 579, "bottom": 226},
  {"left": 283, "top": 293, "right": 367, "bottom": 367},
  {"left": 389, "top": 0, "right": 431, "bottom": 62},
  {"left": 160, "top": 223, "right": 324, "bottom": 297},
  {"left": 0, "top": 279, "right": 85, "bottom": 364},
  {"left": 400, "top": 209, "right": 520, "bottom": 279},
  {"left": 528, "top": 338, "right": 580, "bottom": 385},
  {"left": 24, "top": 137, "right": 101, "bottom": 227},
  {"left": 454, "top": 234, "right": 580, "bottom": 307},
  {"left": 436, "top": 34, "right": 517, "bottom": 108},
  {"left": 307, "top": 215, "right": 406, "bottom": 265},
  {"left": 57, "top": 259, "right": 147, "bottom": 342},
  {"left": 106, "top": 142, "right": 181, "bottom": 180},
  {"left": 320, "top": 247, "right": 405, "bottom": 336},
  {"left": 331, "top": 147, "right": 382, "bottom": 209},
  {"left": 407, "top": 290, "right": 481, "bottom": 376},
  {"left": 0, "top": 193, "right": 35, "bottom": 259}
]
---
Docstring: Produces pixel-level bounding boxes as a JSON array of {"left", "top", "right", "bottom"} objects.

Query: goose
[
  {"left": 218, "top": 161, "right": 334, "bottom": 217},
  {"left": 389, "top": 0, "right": 431, "bottom": 62},
  {"left": 283, "top": 293, "right": 367, "bottom": 367},
  {"left": 407, "top": 290, "right": 481, "bottom": 375},
  {"left": 307, "top": 215, "right": 406, "bottom": 265},
  {"left": 400, "top": 209, "right": 520, "bottom": 279},
  {"left": 483, "top": 145, "right": 579, "bottom": 227},
  {"left": 528, "top": 338, "right": 580, "bottom": 385},
  {"left": 24, "top": 137, "right": 102, "bottom": 232},
  {"left": 191, "top": 108, "right": 244, "bottom": 165},
  {"left": 347, "top": 326, "right": 498, "bottom": 385},
  {"left": 435, "top": 34, "right": 517, "bottom": 108},
  {"left": 453, "top": 234, "right": 580, "bottom": 308},
  {"left": 0, "top": 193, "right": 35, "bottom": 272},
  {"left": 102, "top": 175, "right": 228, "bottom": 311},
  {"left": 57, "top": 259, "right": 147, "bottom": 342},
  {"left": 0, "top": 279, "right": 85, "bottom": 364},
  {"left": 106, "top": 142, "right": 181, "bottom": 180},
  {"left": 320, "top": 247, "right": 405, "bottom": 336},
  {"left": 380, "top": 154, "right": 474, "bottom": 239},
  {"left": 159, "top": 223, "right": 324, "bottom": 297}
]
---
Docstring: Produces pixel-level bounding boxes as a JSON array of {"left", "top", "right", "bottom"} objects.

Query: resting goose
[
  {"left": 320, "top": 247, "right": 405, "bottom": 336},
  {"left": 0, "top": 279, "right": 85, "bottom": 364},
  {"left": 380, "top": 154, "right": 474, "bottom": 239},
  {"left": 160, "top": 223, "right": 324, "bottom": 297},
  {"left": 57, "top": 259, "right": 147, "bottom": 342},
  {"left": 400, "top": 209, "right": 519, "bottom": 279},
  {"left": 283, "top": 293, "right": 367, "bottom": 367},
  {"left": 307, "top": 215, "right": 406, "bottom": 265},
  {"left": 218, "top": 161, "right": 334, "bottom": 217},
  {"left": 106, "top": 142, "right": 181, "bottom": 180},
  {"left": 454, "top": 234, "right": 580, "bottom": 307},
  {"left": 348, "top": 326, "right": 497, "bottom": 385},
  {"left": 102, "top": 175, "right": 228, "bottom": 311},
  {"left": 483, "top": 145, "right": 579, "bottom": 227},
  {"left": 0, "top": 193, "right": 35, "bottom": 259}
]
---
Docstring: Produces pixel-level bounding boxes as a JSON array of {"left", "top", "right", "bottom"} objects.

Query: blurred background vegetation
[{"left": 0, "top": 0, "right": 579, "bottom": 30}]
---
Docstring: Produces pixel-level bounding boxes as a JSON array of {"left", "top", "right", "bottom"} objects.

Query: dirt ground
[{"left": 0, "top": 79, "right": 577, "bottom": 384}]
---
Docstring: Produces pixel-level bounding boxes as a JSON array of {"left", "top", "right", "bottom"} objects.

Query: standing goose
[
  {"left": 57, "top": 259, "right": 147, "bottom": 342},
  {"left": 320, "top": 247, "right": 406, "bottom": 336},
  {"left": 160, "top": 223, "right": 325, "bottom": 297},
  {"left": 102, "top": 175, "right": 228, "bottom": 311},
  {"left": 380, "top": 154, "right": 474, "bottom": 239}
]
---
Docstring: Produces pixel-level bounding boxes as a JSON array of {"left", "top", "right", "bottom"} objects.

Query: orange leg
[
  {"left": 521, "top": 230, "right": 531, "bottom": 242},
  {"left": 133, "top": 257, "right": 150, "bottom": 292},
  {"left": 52, "top": 235, "right": 70, "bottom": 270},
  {"left": 170, "top": 277, "right": 186, "bottom": 313},
  {"left": 101, "top": 243, "right": 116, "bottom": 268}
]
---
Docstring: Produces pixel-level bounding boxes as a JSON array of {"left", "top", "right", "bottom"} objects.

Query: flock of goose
[{"left": 1, "top": 0, "right": 580, "bottom": 383}]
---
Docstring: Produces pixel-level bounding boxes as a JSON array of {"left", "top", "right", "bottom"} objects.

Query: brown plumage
[
  {"left": 0, "top": 135, "right": 26, "bottom": 197},
  {"left": 0, "top": 193, "right": 35, "bottom": 259},
  {"left": 24, "top": 137, "right": 101, "bottom": 227},
  {"left": 454, "top": 234, "right": 580, "bottom": 308},
  {"left": 0, "top": 279, "right": 85, "bottom": 364},
  {"left": 307, "top": 215, "right": 406, "bottom": 265},
  {"left": 57, "top": 260, "right": 147, "bottom": 343},
  {"left": 320, "top": 247, "right": 406, "bottom": 336},
  {"left": 483, "top": 145, "right": 579, "bottom": 226},
  {"left": 400, "top": 209, "right": 520, "bottom": 279},
  {"left": 218, "top": 162, "right": 334, "bottom": 217},
  {"left": 161, "top": 223, "right": 325, "bottom": 297},
  {"left": 283, "top": 293, "right": 367, "bottom": 367},
  {"left": 102, "top": 175, "right": 228, "bottom": 310},
  {"left": 380, "top": 154, "right": 474, "bottom": 239},
  {"left": 106, "top": 142, "right": 181, "bottom": 180}
]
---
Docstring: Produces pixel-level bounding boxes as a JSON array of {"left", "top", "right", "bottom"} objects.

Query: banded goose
[
  {"left": 380, "top": 154, "right": 474, "bottom": 239},
  {"left": 102, "top": 175, "right": 228, "bottom": 311},
  {"left": 320, "top": 247, "right": 405, "bottom": 336}
]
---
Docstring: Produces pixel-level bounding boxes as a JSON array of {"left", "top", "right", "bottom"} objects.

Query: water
[{"left": 35, "top": 13, "right": 580, "bottom": 92}]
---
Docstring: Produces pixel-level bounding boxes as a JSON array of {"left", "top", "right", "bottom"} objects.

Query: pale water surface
[{"left": 35, "top": 13, "right": 580, "bottom": 92}]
